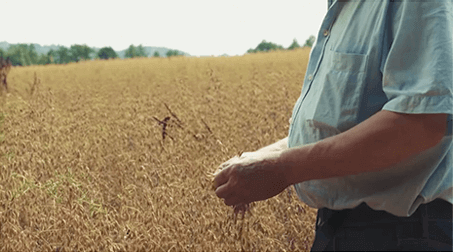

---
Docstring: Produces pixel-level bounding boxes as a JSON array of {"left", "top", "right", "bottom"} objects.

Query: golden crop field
[{"left": 0, "top": 48, "right": 317, "bottom": 251}]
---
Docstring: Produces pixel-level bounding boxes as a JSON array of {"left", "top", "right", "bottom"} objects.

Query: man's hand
[
  {"left": 214, "top": 151, "right": 280, "bottom": 176},
  {"left": 213, "top": 151, "right": 290, "bottom": 206}
]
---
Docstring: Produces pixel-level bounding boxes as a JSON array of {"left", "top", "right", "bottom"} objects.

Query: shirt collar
[{"left": 328, "top": 0, "right": 335, "bottom": 9}]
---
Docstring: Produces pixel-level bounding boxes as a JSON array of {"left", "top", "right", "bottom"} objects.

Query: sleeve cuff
[{"left": 382, "top": 95, "right": 453, "bottom": 115}]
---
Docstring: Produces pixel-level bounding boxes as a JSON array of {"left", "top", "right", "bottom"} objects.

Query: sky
[{"left": 4, "top": 0, "right": 327, "bottom": 56}]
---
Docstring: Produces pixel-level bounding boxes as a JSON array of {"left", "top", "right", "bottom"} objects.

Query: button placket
[{"left": 288, "top": 0, "right": 341, "bottom": 144}]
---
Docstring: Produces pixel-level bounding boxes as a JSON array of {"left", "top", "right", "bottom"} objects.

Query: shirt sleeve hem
[{"left": 381, "top": 95, "right": 453, "bottom": 115}]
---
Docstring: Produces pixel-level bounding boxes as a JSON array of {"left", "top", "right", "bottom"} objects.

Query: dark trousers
[{"left": 311, "top": 199, "right": 453, "bottom": 251}]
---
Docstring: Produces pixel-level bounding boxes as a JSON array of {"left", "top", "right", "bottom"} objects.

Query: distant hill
[{"left": 0, "top": 41, "right": 190, "bottom": 58}]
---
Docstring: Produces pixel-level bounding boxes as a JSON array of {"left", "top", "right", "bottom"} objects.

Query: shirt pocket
[
  {"left": 331, "top": 50, "right": 368, "bottom": 74},
  {"left": 311, "top": 50, "right": 369, "bottom": 133}
]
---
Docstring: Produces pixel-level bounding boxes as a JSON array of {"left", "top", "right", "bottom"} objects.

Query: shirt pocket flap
[{"left": 331, "top": 51, "right": 368, "bottom": 74}]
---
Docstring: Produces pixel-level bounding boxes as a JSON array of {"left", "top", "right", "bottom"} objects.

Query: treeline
[
  {"left": 0, "top": 36, "right": 315, "bottom": 66},
  {"left": 0, "top": 44, "right": 184, "bottom": 66},
  {"left": 124, "top": 45, "right": 182, "bottom": 58},
  {"left": 96, "top": 45, "right": 183, "bottom": 60},
  {"left": 247, "top": 36, "right": 315, "bottom": 54}
]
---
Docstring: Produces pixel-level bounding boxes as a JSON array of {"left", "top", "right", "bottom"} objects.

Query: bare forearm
[
  {"left": 257, "top": 137, "right": 288, "bottom": 153},
  {"left": 280, "top": 111, "right": 447, "bottom": 185}
]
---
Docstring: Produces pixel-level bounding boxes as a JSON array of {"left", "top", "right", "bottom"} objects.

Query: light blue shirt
[{"left": 288, "top": 0, "right": 452, "bottom": 217}]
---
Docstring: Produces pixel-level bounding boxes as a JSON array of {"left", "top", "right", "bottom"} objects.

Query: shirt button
[
  {"left": 308, "top": 74, "right": 314, "bottom": 81},
  {"left": 323, "top": 29, "right": 330, "bottom": 37}
]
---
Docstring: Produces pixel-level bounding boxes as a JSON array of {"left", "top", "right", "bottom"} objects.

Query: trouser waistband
[
  {"left": 312, "top": 199, "right": 452, "bottom": 251},
  {"left": 316, "top": 199, "right": 452, "bottom": 230}
]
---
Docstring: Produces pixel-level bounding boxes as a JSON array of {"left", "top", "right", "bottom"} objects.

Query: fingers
[
  {"left": 214, "top": 176, "right": 231, "bottom": 199},
  {"left": 223, "top": 195, "right": 241, "bottom": 206},
  {"left": 216, "top": 180, "right": 249, "bottom": 207},
  {"left": 213, "top": 166, "right": 231, "bottom": 191},
  {"left": 213, "top": 168, "right": 222, "bottom": 176},
  {"left": 212, "top": 158, "right": 237, "bottom": 193},
  {"left": 233, "top": 203, "right": 249, "bottom": 214},
  {"left": 213, "top": 156, "right": 253, "bottom": 207},
  {"left": 214, "top": 156, "right": 239, "bottom": 176},
  {"left": 221, "top": 156, "right": 241, "bottom": 167},
  {"left": 215, "top": 153, "right": 255, "bottom": 177}
]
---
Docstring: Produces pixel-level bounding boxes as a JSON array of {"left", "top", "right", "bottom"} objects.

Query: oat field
[{"left": 0, "top": 48, "right": 317, "bottom": 251}]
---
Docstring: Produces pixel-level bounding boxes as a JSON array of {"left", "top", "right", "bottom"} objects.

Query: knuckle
[{"left": 229, "top": 165, "right": 239, "bottom": 175}]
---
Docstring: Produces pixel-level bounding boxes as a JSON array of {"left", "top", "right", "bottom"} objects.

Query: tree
[
  {"left": 47, "top": 49, "right": 56, "bottom": 64},
  {"left": 153, "top": 51, "right": 160, "bottom": 57},
  {"left": 166, "top": 49, "right": 182, "bottom": 57},
  {"left": 136, "top": 44, "right": 147, "bottom": 57},
  {"left": 247, "top": 48, "right": 257, "bottom": 54},
  {"left": 0, "top": 48, "right": 5, "bottom": 58},
  {"left": 125, "top": 44, "right": 147, "bottom": 58},
  {"left": 34, "top": 49, "right": 57, "bottom": 65},
  {"left": 27, "top": 44, "right": 38, "bottom": 64},
  {"left": 125, "top": 45, "right": 137, "bottom": 58},
  {"left": 247, "top": 40, "right": 284, "bottom": 54},
  {"left": 55, "top": 47, "right": 71, "bottom": 64},
  {"left": 97, "top": 47, "right": 118, "bottom": 59},
  {"left": 7, "top": 44, "right": 38, "bottom": 66},
  {"left": 6, "top": 45, "right": 25, "bottom": 66},
  {"left": 288, "top": 39, "right": 301, "bottom": 50},
  {"left": 303, "top": 35, "right": 316, "bottom": 48},
  {"left": 37, "top": 53, "right": 52, "bottom": 65},
  {"left": 69, "top": 44, "right": 93, "bottom": 62}
]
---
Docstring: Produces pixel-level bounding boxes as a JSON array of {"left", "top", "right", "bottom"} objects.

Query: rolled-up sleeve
[{"left": 381, "top": 1, "right": 452, "bottom": 115}]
